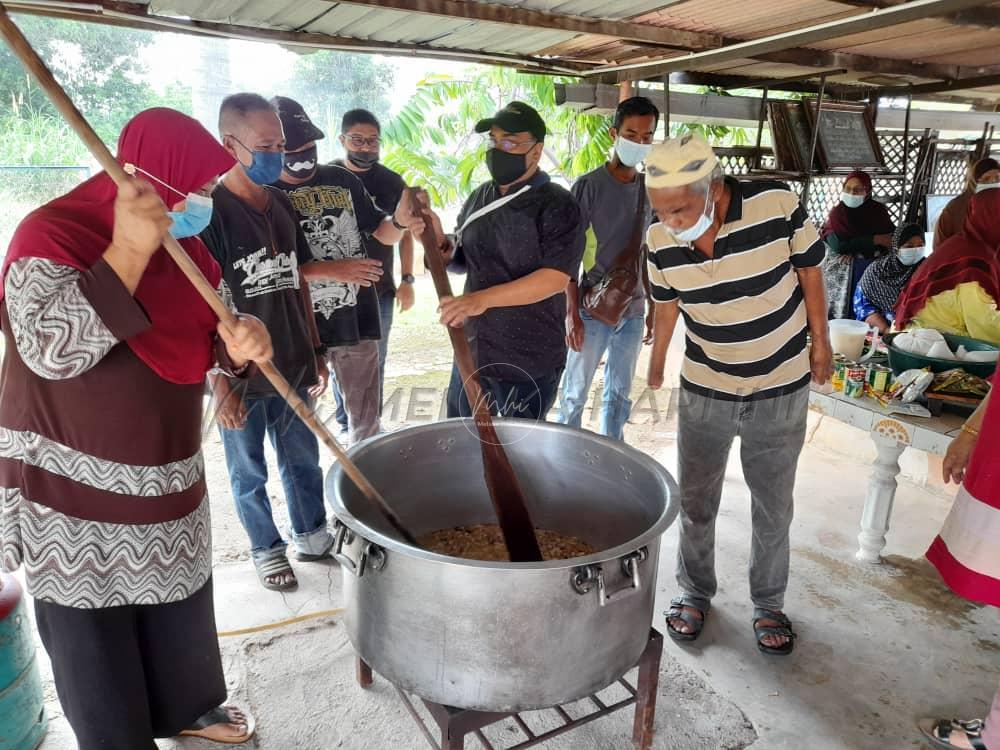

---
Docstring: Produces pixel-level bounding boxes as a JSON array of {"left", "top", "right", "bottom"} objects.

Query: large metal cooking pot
[{"left": 326, "top": 419, "right": 678, "bottom": 712}]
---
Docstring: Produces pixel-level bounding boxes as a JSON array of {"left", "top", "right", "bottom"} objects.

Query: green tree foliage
[
  {"left": 1, "top": 14, "right": 191, "bottom": 145},
  {"left": 381, "top": 68, "right": 612, "bottom": 207},
  {"left": 280, "top": 50, "right": 395, "bottom": 158}
]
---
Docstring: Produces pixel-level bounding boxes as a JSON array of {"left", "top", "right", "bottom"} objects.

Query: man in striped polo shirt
[{"left": 645, "top": 134, "right": 833, "bottom": 655}]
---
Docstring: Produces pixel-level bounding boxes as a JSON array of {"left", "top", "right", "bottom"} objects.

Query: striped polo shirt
[{"left": 647, "top": 177, "right": 824, "bottom": 401}]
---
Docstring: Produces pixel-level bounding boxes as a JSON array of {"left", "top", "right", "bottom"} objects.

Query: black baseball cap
[
  {"left": 271, "top": 95, "right": 325, "bottom": 151},
  {"left": 475, "top": 101, "right": 546, "bottom": 142}
]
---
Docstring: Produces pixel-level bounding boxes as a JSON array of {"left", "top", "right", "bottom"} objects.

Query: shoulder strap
[
  {"left": 605, "top": 174, "right": 647, "bottom": 271},
  {"left": 455, "top": 183, "right": 532, "bottom": 244}
]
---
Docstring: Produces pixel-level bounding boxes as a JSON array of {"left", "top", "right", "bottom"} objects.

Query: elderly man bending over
[{"left": 645, "top": 135, "right": 833, "bottom": 655}]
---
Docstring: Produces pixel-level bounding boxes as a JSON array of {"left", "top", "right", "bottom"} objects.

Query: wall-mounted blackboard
[{"left": 807, "top": 101, "right": 884, "bottom": 172}]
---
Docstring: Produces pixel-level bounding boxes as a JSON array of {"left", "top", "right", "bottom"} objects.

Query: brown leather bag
[{"left": 581, "top": 175, "right": 647, "bottom": 327}]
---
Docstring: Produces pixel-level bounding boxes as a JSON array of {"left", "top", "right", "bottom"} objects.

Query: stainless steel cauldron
[{"left": 326, "top": 419, "right": 678, "bottom": 712}]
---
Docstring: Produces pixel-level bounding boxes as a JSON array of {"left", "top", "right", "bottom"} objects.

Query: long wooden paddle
[
  {"left": 0, "top": 5, "right": 419, "bottom": 547},
  {"left": 410, "top": 190, "right": 543, "bottom": 562}
]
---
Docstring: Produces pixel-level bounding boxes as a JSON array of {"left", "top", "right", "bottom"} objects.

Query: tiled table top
[{"left": 808, "top": 384, "right": 966, "bottom": 454}]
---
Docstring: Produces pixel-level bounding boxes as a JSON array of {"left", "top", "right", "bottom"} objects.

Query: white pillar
[{"left": 857, "top": 434, "right": 906, "bottom": 563}]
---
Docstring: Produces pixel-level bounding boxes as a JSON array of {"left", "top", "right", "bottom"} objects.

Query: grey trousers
[
  {"left": 675, "top": 385, "right": 809, "bottom": 611},
  {"left": 327, "top": 341, "right": 381, "bottom": 444}
]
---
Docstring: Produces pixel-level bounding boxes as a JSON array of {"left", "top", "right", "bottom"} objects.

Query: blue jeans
[
  {"left": 334, "top": 293, "right": 394, "bottom": 428},
  {"left": 219, "top": 389, "right": 331, "bottom": 563},
  {"left": 557, "top": 311, "right": 644, "bottom": 441},
  {"left": 445, "top": 363, "right": 563, "bottom": 421}
]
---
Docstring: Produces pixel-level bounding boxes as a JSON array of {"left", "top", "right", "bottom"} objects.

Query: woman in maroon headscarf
[
  {"left": 821, "top": 170, "right": 895, "bottom": 319},
  {"left": 0, "top": 108, "right": 269, "bottom": 748},
  {"left": 935, "top": 156, "right": 1000, "bottom": 248},
  {"left": 895, "top": 189, "right": 1000, "bottom": 344}
]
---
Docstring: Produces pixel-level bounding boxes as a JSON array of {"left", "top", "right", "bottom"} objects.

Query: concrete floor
[
  {"left": 21, "top": 288, "right": 1000, "bottom": 749},
  {"left": 28, "top": 409, "right": 1000, "bottom": 750}
]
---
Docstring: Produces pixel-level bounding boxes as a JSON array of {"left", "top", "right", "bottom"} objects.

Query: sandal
[
  {"left": 665, "top": 596, "right": 707, "bottom": 642},
  {"left": 255, "top": 555, "right": 298, "bottom": 591},
  {"left": 918, "top": 718, "right": 988, "bottom": 749},
  {"left": 179, "top": 705, "right": 255, "bottom": 745},
  {"left": 752, "top": 608, "right": 796, "bottom": 656},
  {"left": 293, "top": 536, "right": 335, "bottom": 563}
]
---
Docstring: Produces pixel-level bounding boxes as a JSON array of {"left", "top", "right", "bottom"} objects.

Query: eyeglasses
[
  {"left": 344, "top": 134, "right": 381, "bottom": 148},
  {"left": 484, "top": 135, "right": 538, "bottom": 153}
]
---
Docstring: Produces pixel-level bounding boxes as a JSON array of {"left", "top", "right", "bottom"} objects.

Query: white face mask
[
  {"left": 615, "top": 136, "right": 652, "bottom": 168},
  {"left": 674, "top": 187, "right": 716, "bottom": 243},
  {"left": 975, "top": 182, "right": 1000, "bottom": 193},
  {"left": 898, "top": 246, "right": 925, "bottom": 266},
  {"left": 841, "top": 192, "right": 865, "bottom": 209}
]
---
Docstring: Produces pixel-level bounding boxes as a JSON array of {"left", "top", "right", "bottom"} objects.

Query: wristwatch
[{"left": 400, "top": 273, "right": 415, "bottom": 284}]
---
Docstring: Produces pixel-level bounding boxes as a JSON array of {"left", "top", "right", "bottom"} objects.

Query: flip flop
[
  {"left": 179, "top": 705, "right": 256, "bottom": 745},
  {"left": 918, "top": 718, "right": 988, "bottom": 749},
  {"left": 254, "top": 555, "right": 298, "bottom": 591}
]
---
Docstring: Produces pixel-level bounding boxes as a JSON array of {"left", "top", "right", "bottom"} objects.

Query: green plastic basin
[{"left": 883, "top": 332, "right": 998, "bottom": 379}]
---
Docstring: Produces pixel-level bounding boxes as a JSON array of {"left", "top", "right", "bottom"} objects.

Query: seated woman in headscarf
[
  {"left": 852, "top": 223, "right": 925, "bottom": 334},
  {"left": 934, "top": 156, "right": 1000, "bottom": 247},
  {"left": 896, "top": 189, "right": 1000, "bottom": 345},
  {"left": 821, "top": 170, "right": 895, "bottom": 319}
]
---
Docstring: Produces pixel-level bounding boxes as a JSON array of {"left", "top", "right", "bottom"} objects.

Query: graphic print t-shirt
[
  {"left": 333, "top": 160, "right": 406, "bottom": 299},
  {"left": 274, "top": 165, "right": 387, "bottom": 347},
  {"left": 200, "top": 183, "right": 317, "bottom": 397}
]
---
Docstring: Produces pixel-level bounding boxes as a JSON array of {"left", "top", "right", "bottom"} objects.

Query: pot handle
[
  {"left": 572, "top": 547, "right": 647, "bottom": 607},
  {"left": 333, "top": 520, "right": 386, "bottom": 578}
]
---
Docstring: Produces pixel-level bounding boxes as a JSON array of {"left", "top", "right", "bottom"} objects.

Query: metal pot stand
[{"left": 356, "top": 628, "right": 664, "bottom": 750}]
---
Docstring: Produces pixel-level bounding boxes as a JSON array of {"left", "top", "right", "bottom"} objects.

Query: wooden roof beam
[
  {"left": 833, "top": 0, "right": 1000, "bottom": 29},
  {"left": 320, "top": 0, "right": 721, "bottom": 51},
  {"left": 585, "top": 0, "right": 988, "bottom": 80},
  {"left": 847, "top": 71, "right": 1000, "bottom": 99}
]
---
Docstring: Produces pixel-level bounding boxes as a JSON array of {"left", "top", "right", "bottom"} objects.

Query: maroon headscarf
[
  {"left": 2, "top": 108, "right": 235, "bottom": 384},
  {"left": 895, "top": 189, "right": 1000, "bottom": 328},
  {"left": 821, "top": 170, "right": 895, "bottom": 240}
]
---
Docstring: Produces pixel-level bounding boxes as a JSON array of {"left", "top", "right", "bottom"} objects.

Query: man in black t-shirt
[
  {"left": 201, "top": 93, "right": 332, "bottom": 593},
  {"left": 270, "top": 96, "right": 424, "bottom": 443},
  {"left": 332, "top": 109, "right": 416, "bottom": 429},
  {"left": 436, "top": 102, "right": 584, "bottom": 421}
]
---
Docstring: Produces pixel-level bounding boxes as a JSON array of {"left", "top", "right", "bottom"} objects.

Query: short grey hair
[{"left": 690, "top": 164, "right": 724, "bottom": 196}]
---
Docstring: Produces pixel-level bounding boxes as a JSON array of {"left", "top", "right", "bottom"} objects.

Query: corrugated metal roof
[{"left": 28, "top": 0, "right": 1000, "bottom": 102}]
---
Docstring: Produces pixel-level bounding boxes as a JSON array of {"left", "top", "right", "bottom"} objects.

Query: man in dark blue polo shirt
[{"left": 438, "top": 102, "right": 585, "bottom": 421}]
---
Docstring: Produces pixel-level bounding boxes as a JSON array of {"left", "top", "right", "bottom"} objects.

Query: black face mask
[
  {"left": 283, "top": 145, "right": 318, "bottom": 178},
  {"left": 347, "top": 150, "right": 379, "bottom": 169},
  {"left": 486, "top": 148, "right": 528, "bottom": 186}
]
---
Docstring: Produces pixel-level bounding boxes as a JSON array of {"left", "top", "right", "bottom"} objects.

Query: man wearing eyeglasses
[
  {"left": 331, "top": 109, "right": 416, "bottom": 433},
  {"left": 438, "top": 101, "right": 585, "bottom": 421},
  {"left": 270, "top": 96, "right": 424, "bottom": 445}
]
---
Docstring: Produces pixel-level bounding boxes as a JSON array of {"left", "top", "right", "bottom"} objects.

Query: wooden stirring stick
[
  {"left": 0, "top": 5, "right": 419, "bottom": 547},
  {"left": 407, "top": 189, "right": 543, "bottom": 562}
]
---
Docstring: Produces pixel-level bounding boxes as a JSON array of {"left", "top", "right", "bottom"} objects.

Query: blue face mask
[
  {"left": 168, "top": 193, "right": 213, "bottom": 239},
  {"left": 975, "top": 182, "right": 1000, "bottom": 193},
  {"left": 615, "top": 136, "right": 652, "bottom": 168},
  {"left": 841, "top": 192, "right": 865, "bottom": 209},
  {"left": 231, "top": 136, "right": 284, "bottom": 185},
  {"left": 898, "top": 246, "right": 925, "bottom": 266},
  {"left": 674, "top": 187, "right": 716, "bottom": 243}
]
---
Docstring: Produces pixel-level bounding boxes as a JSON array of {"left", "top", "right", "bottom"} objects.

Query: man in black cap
[
  {"left": 270, "top": 95, "right": 424, "bottom": 443},
  {"left": 437, "top": 101, "right": 584, "bottom": 420}
]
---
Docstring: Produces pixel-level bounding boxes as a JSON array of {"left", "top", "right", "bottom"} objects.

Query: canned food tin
[
  {"left": 866, "top": 364, "right": 892, "bottom": 394},
  {"left": 844, "top": 366, "right": 867, "bottom": 398},
  {"left": 832, "top": 356, "right": 851, "bottom": 392}
]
